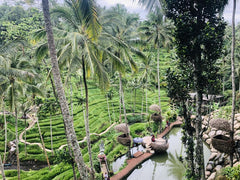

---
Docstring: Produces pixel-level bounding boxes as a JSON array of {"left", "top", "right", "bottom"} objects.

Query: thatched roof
[
  {"left": 117, "top": 134, "right": 132, "bottom": 146},
  {"left": 115, "top": 123, "right": 129, "bottom": 134},
  {"left": 149, "top": 104, "right": 161, "bottom": 112},
  {"left": 210, "top": 118, "right": 231, "bottom": 132},
  {"left": 150, "top": 139, "right": 169, "bottom": 153}
]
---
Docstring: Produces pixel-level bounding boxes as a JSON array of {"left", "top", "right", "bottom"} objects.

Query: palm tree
[
  {"left": 230, "top": 0, "right": 236, "bottom": 167},
  {"left": 139, "top": 8, "right": 172, "bottom": 110},
  {"left": 41, "top": 0, "right": 101, "bottom": 178},
  {"left": 0, "top": 44, "right": 37, "bottom": 180},
  {"left": 102, "top": 5, "right": 146, "bottom": 122}
]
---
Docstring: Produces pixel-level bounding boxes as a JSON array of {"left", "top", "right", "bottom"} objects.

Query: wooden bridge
[{"left": 108, "top": 118, "right": 183, "bottom": 180}]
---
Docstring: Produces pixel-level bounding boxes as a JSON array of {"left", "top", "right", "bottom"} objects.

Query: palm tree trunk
[
  {"left": 230, "top": 0, "right": 236, "bottom": 167},
  {"left": 42, "top": 1, "right": 87, "bottom": 179},
  {"left": 145, "top": 76, "right": 148, "bottom": 114},
  {"left": 134, "top": 88, "right": 136, "bottom": 115},
  {"left": 0, "top": 155, "right": 6, "bottom": 180},
  {"left": 42, "top": 59, "right": 58, "bottom": 103},
  {"left": 106, "top": 95, "right": 111, "bottom": 124},
  {"left": 50, "top": 113, "right": 53, "bottom": 155},
  {"left": 157, "top": 46, "right": 161, "bottom": 110},
  {"left": 2, "top": 99, "right": 7, "bottom": 163},
  {"left": 119, "top": 75, "right": 122, "bottom": 123},
  {"left": 36, "top": 117, "right": 51, "bottom": 170},
  {"left": 82, "top": 57, "right": 94, "bottom": 179},
  {"left": 119, "top": 73, "right": 127, "bottom": 123},
  {"left": 25, "top": 118, "right": 27, "bottom": 156},
  {"left": 141, "top": 87, "right": 144, "bottom": 120},
  {"left": 112, "top": 102, "right": 116, "bottom": 122},
  {"left": 14, "top": 107, "right": 20, "bottom": 180}
]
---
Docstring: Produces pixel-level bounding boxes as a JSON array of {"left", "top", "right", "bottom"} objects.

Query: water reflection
[{"left": 125, "top": 128, "right": 210, "bottom": 180}]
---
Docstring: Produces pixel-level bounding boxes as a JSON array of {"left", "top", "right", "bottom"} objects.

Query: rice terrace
[{"left": 0, "top": 0, "right": 240, "bottom": 180}]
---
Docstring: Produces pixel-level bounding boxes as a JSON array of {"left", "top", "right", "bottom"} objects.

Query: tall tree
[
  {"left": 165, "top": 0, "right": 228, "bottom": 178},
  {"left": 230, "top": 0, "right": 236, "bottom": 167},
  {"left": 102, "top": 5, "right": 146, "bottom": 122},
  {"left": 0, "top": 43, "right": 38, "bottom": 180},
  {"left": 41, "top": 0, "right": 88, "bottom": 179},
  {"left": 139, "top": 8, "right": 172, "bottom": 110}
]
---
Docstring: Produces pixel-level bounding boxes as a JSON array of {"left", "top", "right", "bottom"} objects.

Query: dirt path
[{"left": 18, "top": 108, "right": 116, "bottom": 152}]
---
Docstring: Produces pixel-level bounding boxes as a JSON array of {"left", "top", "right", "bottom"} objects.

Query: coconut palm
[
  {"left": 101, "top": 5, "right": 146, "bottom": 123},
  {"left": 139, "top": 8, "right": 172, "bottom": 110},
  {"left": 0, "top": 44, "right": 37, "bottom": 180},
  {"left": 41, "top": 0, "right": 111, "bottom": 178}
]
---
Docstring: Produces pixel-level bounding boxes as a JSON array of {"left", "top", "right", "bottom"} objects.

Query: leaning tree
[{"left": 164, "top": 0, "right": 228, "bottom": 178}]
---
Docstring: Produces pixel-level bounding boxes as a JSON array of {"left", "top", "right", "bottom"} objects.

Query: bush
[{"left": 222, "top": 165, "right": 240, "bottom": 180}]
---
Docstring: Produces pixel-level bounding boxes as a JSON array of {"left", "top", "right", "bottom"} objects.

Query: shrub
[{"left": 222, "top": 165, "right": 240, "bottom": 180}]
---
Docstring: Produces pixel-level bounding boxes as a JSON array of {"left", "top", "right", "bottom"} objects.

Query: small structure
[
  {"left": 210, "top": 118, "right": 231, "bottom": 132},
  {"left": 212, "top": 135, "right": 235, "bottom": 154},
  {"left": 149, "top": 104, "right": 162, "bottom": 123},
  {"left": 115, "top": 123, "right": 132, "bottom": 146},
  {"left": 150, "top": 138, "right": 169, "bottom": 153}
]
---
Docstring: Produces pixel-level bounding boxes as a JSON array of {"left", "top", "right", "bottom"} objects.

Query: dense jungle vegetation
[{"left": 0, "top": 0, "right": 240, "bottom": 179}]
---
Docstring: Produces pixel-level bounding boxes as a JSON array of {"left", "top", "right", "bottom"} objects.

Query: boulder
[
  {"left": 206, "top": 138, "right": 211, "bottom": 145},
  {"left": 215, "top": 165, "right": 222, "bottom": 172},
  {"left": 203, "top": 134, "right": 209, "bottom": 140},
  {"left": 216, "top": 130, "right": 223, "bottom": 135},
  {"left": 206, "top": 163, "right": 213, "bottom": 171},
  {"left": 209, "top": 153, "right": 217, "bottom": 161},
  {"left": 208, "top": 172, "right": 216, "bottom": 180},
  {"left": 209, "top": 131, "right": 216, "bottom": 138}
]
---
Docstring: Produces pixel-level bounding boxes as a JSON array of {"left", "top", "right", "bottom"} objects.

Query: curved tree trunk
[
  {"left": 230, "top": 0, "right": 236, "bottom": 167},
  {"left": 82, "top": 57, "right": 94, "bottom": 180},
  {"left": 0, "top": 155, "right": 6, "bottom": 180},
  {"left": 42, "top": 1, "right": 87, "bottom": 179}
]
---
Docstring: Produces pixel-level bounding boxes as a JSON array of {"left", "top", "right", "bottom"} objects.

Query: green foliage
[
  {"left": 165, "top": 109, "right": 177, "bottom": 123},
  {"left": 222, "top": 165, "right": 240, "bottom": 180},
  {"left": 130, "top": 123, "right": 146, "bottom": 137}
]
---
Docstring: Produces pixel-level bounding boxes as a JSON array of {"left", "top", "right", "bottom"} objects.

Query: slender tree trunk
[
  {"left": 230, "top": 0, "right": 236, "bottom": 167},
  {"left": 36, "top": 117, "right": 51, "bottom": 170},
  {"left": 119, "top": 73, "right": 127, "bottom": 123},
  {"left": 0, "top": 155, "right": 6, "bottom": 180},
  {"left": 106, "top": 95, "right": 111, "bottom": 124},
  {"left": 2, "top": 99, "right": 7, "bottom": 163},
  {"left": 112, "top": 102, "right": 116, "bottom": 122},
  {"left": 119, "top": 77, "right": 122, "bottom": 123},
  {"left": 25, "top": 118, "right": 27, "bottom": 156},
  {"left": 82, "top": 57, "right": 94, "bottom": 180},
  {"left": 42, "top": 59, "right": 58, "bottom": 103},
  {"left": 14, "top": 107, "right": 20, "bottom": 180},
  {"left": 50, "top": 113, "right": 53, "bottom": 155},
  {"left": 223, "top": 76, "right": 225, "bottom": 94},
  {"left": 145, "top": 76, "right": 148, "bottom": 114},
  {"left": 157, "top": 46, "right": 161, "bottom": 110},
  {"left": 70, "top": 76, "right": 74, "bottom": 118},
  {"left": 141, "top": 87, "right": 144, "bottom": 120},
  {"left": 134, "top": 88, "right": 136, "bottom": 115},
  {"left": 42, "top": 1, "right": 88, "bottom": 179}
]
